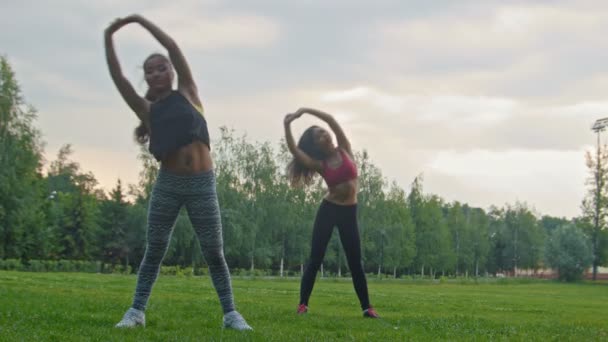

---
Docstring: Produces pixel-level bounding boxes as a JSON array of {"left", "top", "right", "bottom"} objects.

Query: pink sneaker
[
  {"left": 363, "top": 306, "right": 380, "bottom": 318},
  {"left": 297, "top": 304, "right": 308, "bottom": 315}
]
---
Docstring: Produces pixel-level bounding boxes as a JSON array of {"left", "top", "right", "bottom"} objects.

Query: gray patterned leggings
[{"left": 131, "top": 168, "right": 235, "bottom": 314}]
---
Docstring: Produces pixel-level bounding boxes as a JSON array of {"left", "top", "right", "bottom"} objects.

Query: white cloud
[
  {"left": 321, "top": 86, "right": 406, "bottom": 114},
  {"left": 368, "top": 3, "right": 608, "bottom": 102},
  {"left": 425, "top": 148, "right": 588, "bottom": 217},
  {"left": 552, "top": 101, "right": 608, "bottom": 119},
  {"left": 493, "top": 6, "right": 536, "bottom": 34},
  {"left": 321, "top": 87, "right": 371, "bottom": 102},
  {"left": 117, "top": 6, "right": 280, "bottom": 51},
  {"left": 5, "top": 0, "right": 607, "bottom": 218},
  {"left": 409, "top": 95, "right": 516, "bottom": 124},
  {"left": 379, "top": 4, "right": 605, "bottom": 55},
  {"left": 11, "top": 58, "right": 106, "bottom": 103},
  {"left": 321, "top": 86, "right": 516, "bottom": 125}
]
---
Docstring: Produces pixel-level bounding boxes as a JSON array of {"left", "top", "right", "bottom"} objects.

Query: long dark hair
[
  {"left": 287, "top": 125, "right": 327, "bottom": 186},
  {"left": 134, "top": 53, "right": 170, "bottom": 145}
]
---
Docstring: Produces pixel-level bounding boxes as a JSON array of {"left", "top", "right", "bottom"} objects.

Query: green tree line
[{"left": 1, "top": 56, "right": 606, "bottom": 280}]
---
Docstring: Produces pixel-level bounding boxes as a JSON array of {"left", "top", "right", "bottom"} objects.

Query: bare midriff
[
  {"left": 325, "top": 178, "right": 358, "bottom": 205},
  {"left": 160, "top": 140, "right": 213, "bottom": 174}
]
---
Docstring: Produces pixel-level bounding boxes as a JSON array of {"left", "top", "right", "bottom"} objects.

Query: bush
[
  {"left": 1, "top": 259, "right": 106, "bottom": 273},
  {"left": 87, "top": 261, "right": 102, "bottom": 273},
  {"left": 180, "top": 267, "right": 196, "bottom": 277},
  {"left": 233, "top": 268, "right": 270, "bottom": 277},
  {"left": 26, "top": 260, "right": 46, "bottom": 272},
  {"left": 112, "top": 264, "right": 131, "bottom": 274},
  {"left": 57, "top": 260, "right": 75, "bottom": 272},
  {"left": 545, "top": 224, "right": 593, "bottom": 282},
  {"left": 0, "top": 259, "right": 23, "bottom": 271},
  {"left": 193, "top": 266, "right": 208, "bottom": 276},
  {"left": 160, "top": 265, "right": 180, "bottom": 276},
  {"left": 44, "top": 260, "right": 58, "bottom": 271}
]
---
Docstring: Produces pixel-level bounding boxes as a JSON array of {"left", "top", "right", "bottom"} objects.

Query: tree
[
  {"left": 486, "top": 206, "right": 506, "bottom": 274},
  {"left": 0, "top": 56, "right": 47, "bottom": 260},
  {"left": 98, "top": 180, "right": 130, "bottom": 267},
  {"left": 447, "top": 202, "right": 470, "bottom": 275},
  {"left": 409, "top": 176, "right": 451, "bottom": 277},
  {"left": 408, "top": 175, "right": 429, "bottom": 276},
  {"left": 487, "top": 203, "right": 545, "bottom": 275},
  {"left": 356, "top": 150, "right": 387, "bottom": 275},
  {"left": 433, "top": 197, "right": 454, "bottom": 277},
  {"left": 269, "top": 143, "right": 311, "bottom": 276},
  {"left": 213, "top": 128, "right": 279, "bottom": 272},
  {"left": 164, "top": 210, "right": 200, "bottom": 268},
  {"left": 46, "top": 145, "right": 101, "bottom": 260},
  {"left": 540, "top": 216, "right": 570, "bottom": 235},
  {"left": 124, "top": 199, "right": 147, "bottom": 272},
  {"left": 581, "top": 145, "right": 608, "bottom": 280},
  {"left": 545, "top": 224, "right": 593, "bottom": 282},
  {"left": 469, "top": 207, "right": 490, "bottom": 277},
  {"left": 128, "top": 145, "right": 159, "bottom": 203},
  {"left": 384, "top": 182, "right": 416, "bottom": 277},
  {"left": 124, "top": 145, "right": 159, "bottom": 271}
]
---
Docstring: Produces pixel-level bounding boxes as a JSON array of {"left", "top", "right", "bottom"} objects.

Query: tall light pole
[
  {"left": 590, "top": 118, "right": 608, "bottom": 280},
  {"left": 592, "top": 117, "right": 608, "bottom": 142}
]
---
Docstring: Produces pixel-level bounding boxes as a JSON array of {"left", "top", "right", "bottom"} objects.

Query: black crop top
[{"left": 148, "top": 91, "right": 210, "bottom": 161}]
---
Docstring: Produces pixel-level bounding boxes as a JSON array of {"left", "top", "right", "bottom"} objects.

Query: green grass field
[{"left": 0, "top": 271, "right": 606, "bottom": 341}]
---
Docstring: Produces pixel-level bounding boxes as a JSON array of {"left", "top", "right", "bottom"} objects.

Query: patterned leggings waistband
[{"left": 155, "top": 168, "right": 216, "bottom": 194}]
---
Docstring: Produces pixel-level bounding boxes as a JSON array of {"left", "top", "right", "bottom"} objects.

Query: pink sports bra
[{"left": 321, "top": 149, "right": 358, "bottom": 187}]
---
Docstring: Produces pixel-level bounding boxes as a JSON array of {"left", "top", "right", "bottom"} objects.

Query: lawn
[{"left": 0, "top": 271, "right": 606, "bottom": 341}]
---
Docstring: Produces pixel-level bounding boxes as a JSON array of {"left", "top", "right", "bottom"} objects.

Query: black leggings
[{"left": 299, "top": 200, "right": 371, "bottom": 310}]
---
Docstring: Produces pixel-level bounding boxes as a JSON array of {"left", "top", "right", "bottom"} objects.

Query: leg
[
  {"left": 185, "top": 171, "right": 252, "bottom": 330},
  {"left": 336, "top": 205, "right": 370, "bottom": 310},
  {"left": 300, "top": 200, "right": 336, "bottom": 306},
  {"left": 131, "top": 185, "right": 182, "bottom": 311},
  {"left": 186, "top": 189, "right": 235, "bottom": 314}
]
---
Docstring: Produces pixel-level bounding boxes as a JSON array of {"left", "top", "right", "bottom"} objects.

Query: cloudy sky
[{"left": 2, "top": 0, "right": 607, "bottom": 218}]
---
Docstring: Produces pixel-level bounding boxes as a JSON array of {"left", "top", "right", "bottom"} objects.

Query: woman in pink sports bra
[{"left": 284, "top": 107, "right": 379, "bottom": 319}]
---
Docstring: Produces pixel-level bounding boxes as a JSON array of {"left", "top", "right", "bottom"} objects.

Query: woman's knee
[{"left": 203, "top": 246, "right": 226, "bottom": 265}]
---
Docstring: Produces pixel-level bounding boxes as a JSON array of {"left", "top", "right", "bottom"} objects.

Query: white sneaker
[
  {"left": 115, "top": 308, "right": 145, "bottom": 328},
  {"left": 223, "top": 311, "right": 253, "bottom": 331}
]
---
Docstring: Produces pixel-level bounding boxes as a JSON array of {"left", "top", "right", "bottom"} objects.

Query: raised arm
[
  {"left": 104, "top": 18, "right": 150, "bottom": 122},
  {"left": 284, "top": 114, "right": 323, "bottom": 172},
  {"left": 295, "top": 107, "right": 351, "bottom": 154},
  {"left": 127, "top": 14, "right": 199, "bottom": 103}
]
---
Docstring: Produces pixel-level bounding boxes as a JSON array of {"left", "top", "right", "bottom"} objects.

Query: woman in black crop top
[{"left": 104, "top": 14, "right": 251, "bottom": 331}]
